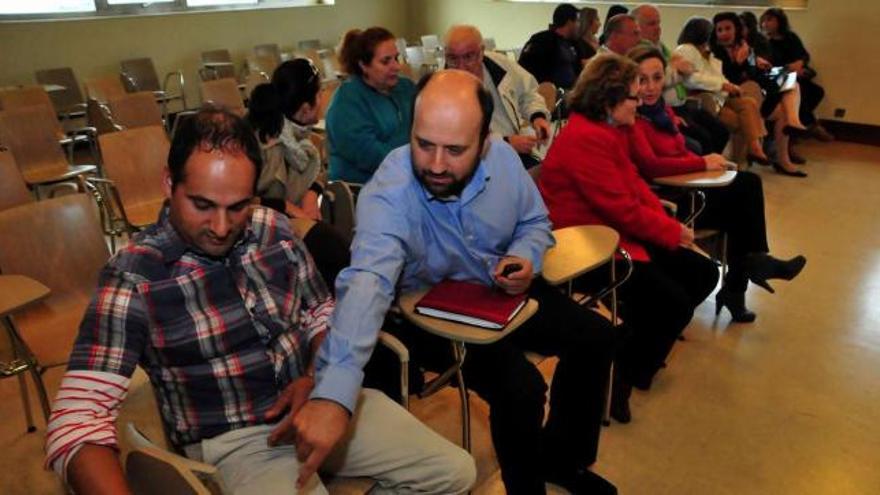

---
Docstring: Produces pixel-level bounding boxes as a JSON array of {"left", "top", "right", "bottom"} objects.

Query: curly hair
[{"left": 567, "top": 53, "right": 639, "bottom": 121}]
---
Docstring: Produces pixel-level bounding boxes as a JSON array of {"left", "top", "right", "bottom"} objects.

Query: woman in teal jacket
[{"left": 326, "top": 27, "right": 416, "bottom": 184}]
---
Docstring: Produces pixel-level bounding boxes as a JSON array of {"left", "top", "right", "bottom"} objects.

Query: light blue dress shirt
[{"left": 311, "top": 137, "right": 554, "bottom": 411}]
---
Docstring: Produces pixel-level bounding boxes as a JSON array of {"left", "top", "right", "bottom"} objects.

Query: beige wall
[
  {"left": 408, "top": 0, "right": 878, "bottom": 126},
  {"left": 0, "top": 0, "right": 410, "bottom": 107}
]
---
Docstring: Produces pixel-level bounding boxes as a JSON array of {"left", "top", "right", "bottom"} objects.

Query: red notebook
[{"left": 414, "top": 280, "right": 528, "bottom": 329}]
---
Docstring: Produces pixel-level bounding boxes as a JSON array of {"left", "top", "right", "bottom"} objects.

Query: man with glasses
[{"left": 445, "top": 24, "right": 551, "bottom": 169}]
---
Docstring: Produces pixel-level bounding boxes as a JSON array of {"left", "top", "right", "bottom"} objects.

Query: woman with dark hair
[
  {"left": 325, "top": 27, "right": 416, "bottom": 184},
  {"left": 247, "top": 59, "right": 351, "bottom": 290},
  {"left": 598, "top": 4, "right": 628, "bottom": 46},
  {"left": 538, "top": 53, "right": 719, "bottom": 420},
  {"left": 711, "top": 12, "right": 808, "bottom": 176},
  {"left": 760, "top": 8, "right": 832, "bottom": 141},
  {"left": 626, "top": 45, "right": 807, "bottom": 322},
  {"left": 739, "top": 11, "right": 772, "bottom": 62},
  {"left": 674, "top": 16, "right": 772, "bottom": 168},
  {"left": 574, "top": 6, "right": 600, "bottom": 64}
]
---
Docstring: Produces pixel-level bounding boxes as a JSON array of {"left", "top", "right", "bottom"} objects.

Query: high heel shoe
[
  {"left": 772, "top": 162, "right": 808, "bottom": 177},
  {"left": 745, "top": 253, "right": 807, "bottom": 293},
  {"left": 715, "top": 286, "right": 756, "bottom": 323},
  {"left": 747, "top": 153, "right": 772, "bottom": 166},
  {"left": 789, "top": 150, "right": 807, "bottom": 165},
  {"left": 782, "top": 125, "right": 808, "bottom": 137}
]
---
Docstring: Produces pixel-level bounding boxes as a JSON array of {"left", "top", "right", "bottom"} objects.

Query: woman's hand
[
  {"left": 734, "top": 42, "right": 750, "bottom": 64},
  {"left": 702, "top": 153, "right": 727, "bottom": 171},
  {"left": 679, "top": 224, "right": 695, "bottom": 247},
  {"left": 722, "top": 82, "right": 741, "bottom": 96},
  {"left": 755, "top": 56, "right": 772, "bottom": 71}
]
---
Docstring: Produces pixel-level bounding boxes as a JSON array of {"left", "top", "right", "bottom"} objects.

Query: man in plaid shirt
[{"left": 45, "top": 107, "right": 475, "bottom": 494}]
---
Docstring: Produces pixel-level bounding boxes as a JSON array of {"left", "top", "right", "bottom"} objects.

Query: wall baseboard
[{"left": 820, "top": 120, "right": 880, "bottom": 147}]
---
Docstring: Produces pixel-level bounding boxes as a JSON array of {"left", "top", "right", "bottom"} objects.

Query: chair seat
[
  {"left": 124, "top": 198, "right": 165, "bottom": 228},
  {"left": 23, "top": 164, "right": 96, "bottom": 186},
  {"left": 15, "top": 293, "right": 90, "bottom": 369},
  {"left": 694, "top": 228, "right": 722, "bottom": 240}
]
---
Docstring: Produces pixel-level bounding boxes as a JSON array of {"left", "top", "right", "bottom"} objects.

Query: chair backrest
[
  {"left": 85, "top": 75, "right": 127, "bottom": 103},
  {"left": 98, "top": 125, "right": 168, "bottom": 214},
  {"left": 0, "top": 147, "right": 32, "bottom": 210},
  {"left": 321, "top": 181, "right": 356, "bottom": 243},
  {"left": 200, "top": 49, "right": 237, "bottom": 80},
  {"left": 121, "top": 57, "right": 161, "bottom": 92},
  {"left": 421, "top": 34, "right": 441, "bottom": 53},
  {"left": 254, "top": 44, "right": 282, "bottom": 66},
  {"left": 0, "top": 194, "right": 109, "bottom": 365},
  {"left": 483, "top": 37, "right": 497, "bottom": 51},
  {"left": 199, "top": 78, "right": 245, "bottom": 116},
  {"left": 107, "top": 91, "right": 164, "bottom": 129},
  {"left": 0, "top": 106, "right": 70, "bottom": 182},
  {"left": 316, "top": 48, "right": 340, "bottom": 81},
  {"left": 537, "top": 82, "right": 557, "bottom": 116},
  {"left": 34, "top": 67, "right": 85, "bottom": 115},
  {"left": 246, "top": 53, "right": 278, "bottom": 79},
  {"left": 242, "top": 71, "right": 270, "bottom": 101},
  {"left": 297, "top": 39, "right": 321, "bottom": 51},
  {"left": 404, "top": 46, "right": 427, "bottom": 66}
]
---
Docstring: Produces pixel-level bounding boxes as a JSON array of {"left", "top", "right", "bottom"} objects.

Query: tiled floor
[{"left": 2, "top": 139, "right": 879, "bottom": 494}]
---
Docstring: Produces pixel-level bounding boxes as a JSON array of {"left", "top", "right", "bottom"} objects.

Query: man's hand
[
  {"left": 494, "top": 256, "right": 533, "bottom": 295},
  {"left": 290, "top": 399, "right": 350, "bottom": 488},
  {"left": 266, "top": 377, "right": 315, "bottom": 446},
  {"left": 756, "top": 56, "right": 772, "bottom": 71},
  {"left": 532, "top": 117, "right": 551, "bottom": 144},
  {"left": 703, "top": 153, "right": 727, "bottom": 171},
  {"left": 507, "top": 134, "right": 538, "bottom": 154},
  {"left": 679, "top": 223, "right": 695, "bottom": 247}
]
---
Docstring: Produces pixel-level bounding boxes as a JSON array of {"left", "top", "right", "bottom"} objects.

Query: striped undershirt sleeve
[{"left": 44, "top": 371, "right": 130, "bottom": 480}]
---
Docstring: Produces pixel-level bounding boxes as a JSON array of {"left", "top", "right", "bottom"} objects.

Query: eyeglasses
[
  {"left": 445, "top": 50, "right": 482, "bottom": 66},
  {"left": 626, "top": 94, "right": 641, "bottom": 103}
]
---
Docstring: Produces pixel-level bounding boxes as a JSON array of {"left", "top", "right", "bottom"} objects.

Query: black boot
[
  {"left": 715, "top": 285, "right": 756, "bottom": 323},
  {"left": 745, "top": 253, "right": 807, "bottom": 293}
]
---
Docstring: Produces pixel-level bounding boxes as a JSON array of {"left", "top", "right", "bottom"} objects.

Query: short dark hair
[
  {"left": 627, "top": 44, "right": 666, "bottom": 69},
  {"left": 739, "top": 11, "right": 759, "bottom": 36},
  {"left": 711, "top": 12, "right": 744, "bottom": 48},
  {"left": 567, "top": 53, "right": 638, "bottom": 121},
  {"left": 415, "top": 71, "right": 494, "bottom": 143},
  {"left": 338, "top": 27, "right": 396, "bottom": 77},
  {"left": 552, "top": 4, "right": 579, "bottom": 28},
  {"left": 168, "top": 106, "right": 263, "bottom": 191},
  {"left": 760, "top": 8, "right": 791, "bottom": 35},
  {"left": 677, "top": 16, "right": 713, "bottom": 47}
]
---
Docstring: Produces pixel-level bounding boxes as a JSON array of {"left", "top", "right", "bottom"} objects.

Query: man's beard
[{"left": 412, "top": 153, "right": 480, "bottom": 199}]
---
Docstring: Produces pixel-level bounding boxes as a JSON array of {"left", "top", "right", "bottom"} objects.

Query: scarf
[{"left": 637, "top": 99, "right": 678, "bottom": 135}]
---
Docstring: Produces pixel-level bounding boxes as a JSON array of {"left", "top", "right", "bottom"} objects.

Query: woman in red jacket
[
  {"left": 625, "top": 45, "right": 806, "bottom": 323},
  {"left": 538, "top": 54, "right": 719, "bottom": 422}
]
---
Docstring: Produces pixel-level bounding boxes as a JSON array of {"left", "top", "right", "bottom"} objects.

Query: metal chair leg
[
  {"left": 452, "top": 341, "right": 471, "bottom": 452},
  {"left": 16, "top": 373, "right": 36, "bottom": 433}
]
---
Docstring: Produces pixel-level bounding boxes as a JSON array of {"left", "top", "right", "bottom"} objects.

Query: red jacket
[
  {"left": 625, "top": 107, "right": 705, "bottom": 179},
  {"left": 538, "top": 113, "right": 680, "bottom": 262}
]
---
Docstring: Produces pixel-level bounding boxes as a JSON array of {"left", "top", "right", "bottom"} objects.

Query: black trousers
[
  {"left": 798, "top": 77, "right": 825, "bottom": 127},
  {"left": 674, "top": 104, "right": 730, "bottom": 154},
  {"left": 580, "top": 247, "right": 718, "bottom": 389},
  {"left": 366, "top": 280, "right": 616, "bottom": 495},
  {"left": 692, "top": 171, "right": 769, "bottom": 292}
]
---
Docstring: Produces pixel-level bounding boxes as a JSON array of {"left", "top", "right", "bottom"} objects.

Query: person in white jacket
[
  {"left": 673, "top": 16, "right": 770, "bottom": 167},
  {"left": 444, "top": 24, "right": 552, "bottom": 168}
]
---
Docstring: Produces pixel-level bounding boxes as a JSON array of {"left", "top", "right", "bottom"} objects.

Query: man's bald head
[
  {"left": 444, "top": 25, "right": 486, "bottom": 78},
  {"left": 632, "top": 4, "right": 662, "bottom": 44},
  {"left": 411, "top": 70, "right": 494, "bottom": 198},
  {"left": 415, "top": 70, "right": 493, "bottom": 143}
]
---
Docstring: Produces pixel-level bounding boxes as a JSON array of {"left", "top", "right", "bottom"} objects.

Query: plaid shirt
[{"left": 46, "top": 205, "right": 333, "bottom": 474}]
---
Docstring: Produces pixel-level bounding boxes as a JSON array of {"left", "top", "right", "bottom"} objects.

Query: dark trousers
[
  {"left": 798, "top": 78, "right": 825, "bottom": 127},
  {"left": 674, "top": 104, "right": 730, "bottom": 154},
  {"left": 579, "top": 248, "right": 718, "bottom": 389},
  {"left": 693, "top": 171, "right": 769, "bottom": 292},
  {"left": 366, "top": 280, "right": 616, "bottom": 495}
]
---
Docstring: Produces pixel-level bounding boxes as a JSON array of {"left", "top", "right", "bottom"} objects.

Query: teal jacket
[{"left": 326, "top": 75, "right": 416, "bottom": 184}]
